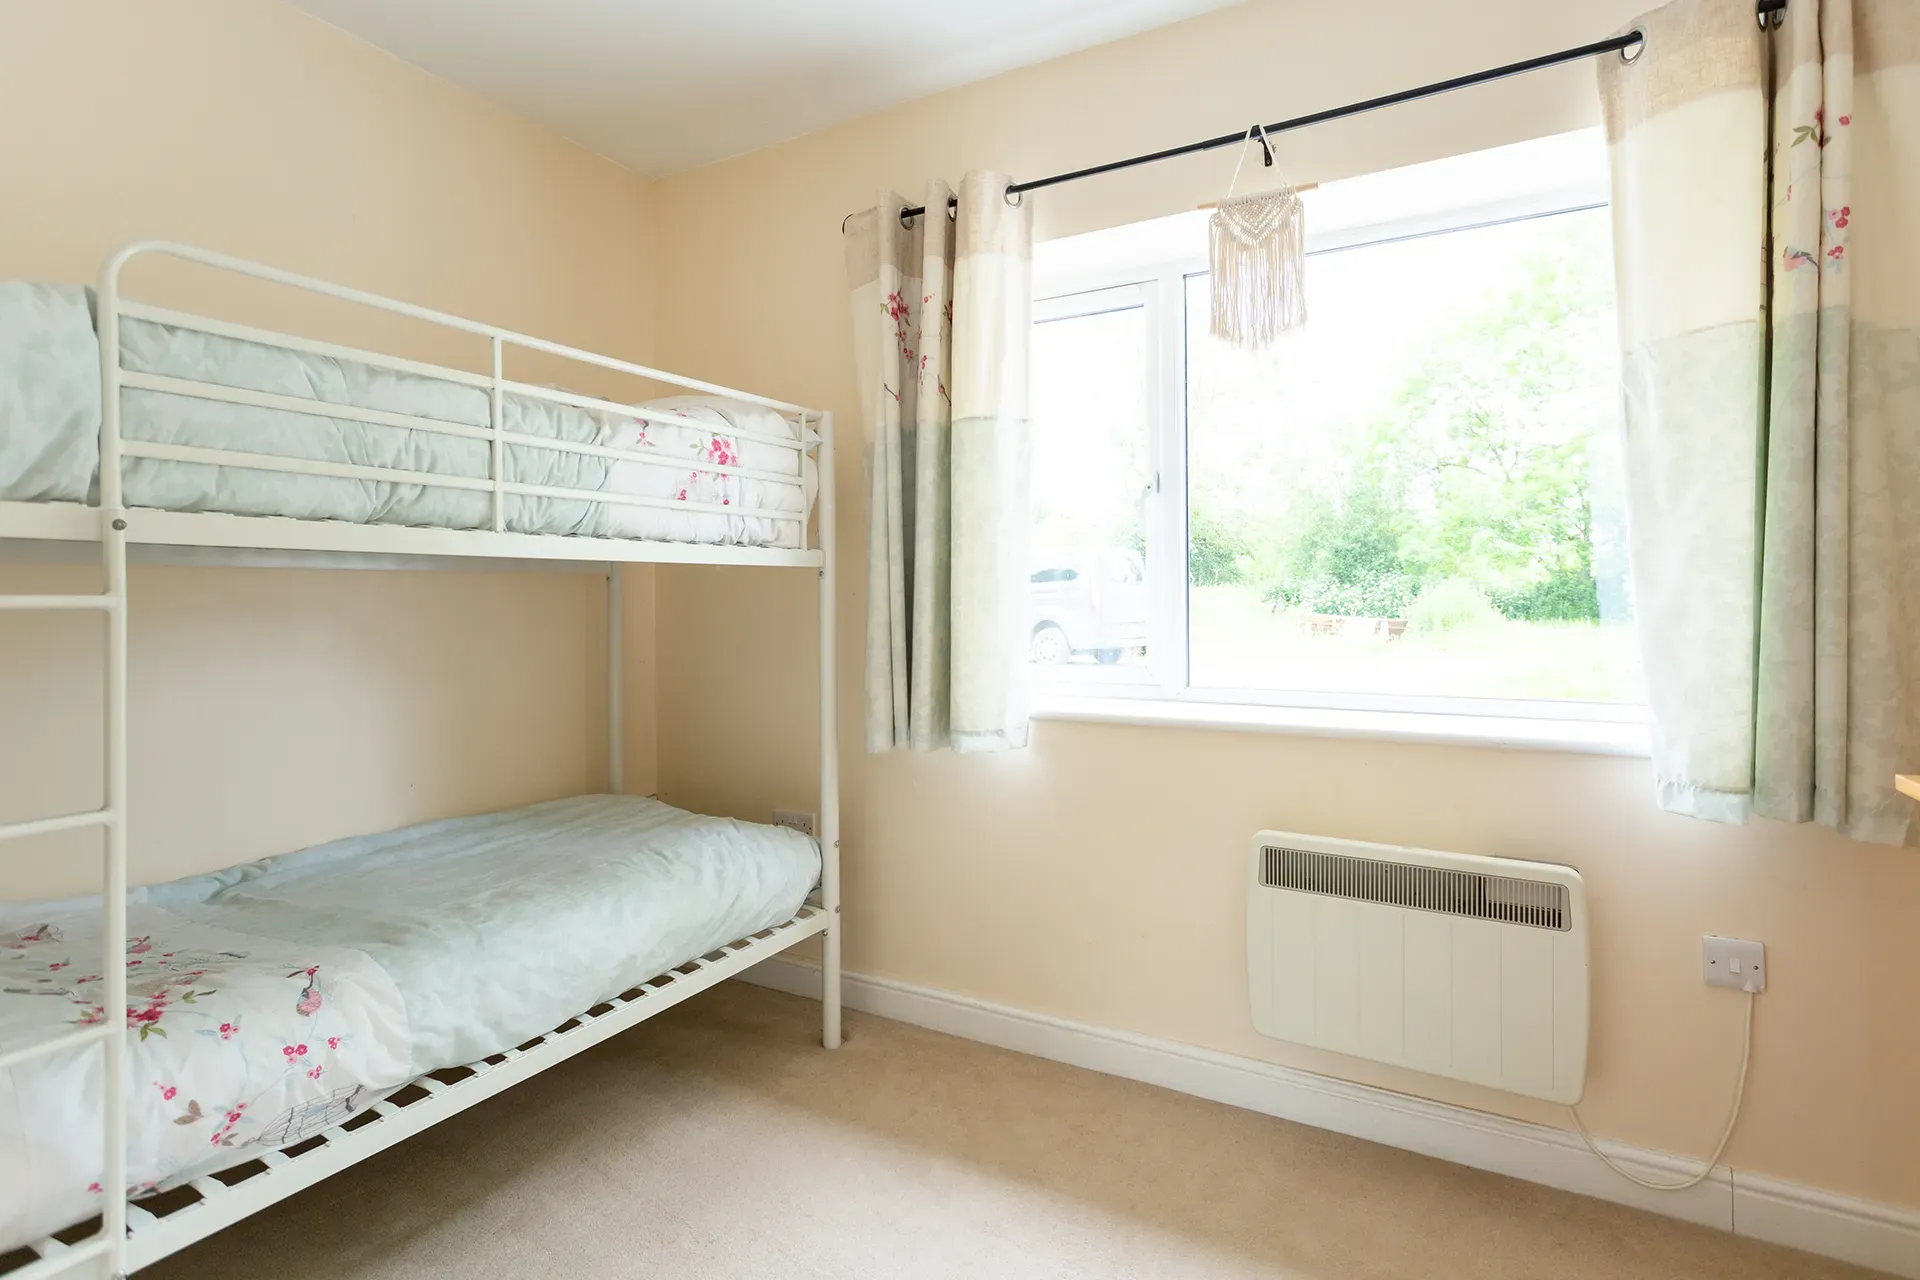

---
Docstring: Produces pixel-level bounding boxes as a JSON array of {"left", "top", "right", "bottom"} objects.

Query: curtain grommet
[
  {"left": 1620, "top": 29, "right": 1647, "bottom": 63},
  {"left": 1005, "top": 187, "right": 1024, "bottom": 208},
  {"left": 899, "top": 207, "right": 917, "bottom": 229}
]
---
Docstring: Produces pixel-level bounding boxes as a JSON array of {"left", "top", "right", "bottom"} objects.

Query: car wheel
[
  {"left": 1093, "top": 648, "right": 1123, "bottom": 665},
  {"left": 1030, "top": 624, "right": 1070, "bottom": 664}
]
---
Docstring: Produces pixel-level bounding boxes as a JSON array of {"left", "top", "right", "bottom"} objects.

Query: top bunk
[{"left": 0, "top": 242, "right": 832, "bottom": 570}]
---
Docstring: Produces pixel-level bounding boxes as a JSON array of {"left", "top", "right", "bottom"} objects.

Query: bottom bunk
[{"left": 0, "top": 795, "right": 824, "bottom": 1274}]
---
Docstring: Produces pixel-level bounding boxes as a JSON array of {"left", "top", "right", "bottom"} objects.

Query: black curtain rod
[{"left": 891, "top": 0, "right": 1788, "bottom": 222}]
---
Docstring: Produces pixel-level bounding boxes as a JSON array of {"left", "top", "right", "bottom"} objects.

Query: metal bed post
[
  {"left": 489, "top": 337, "right": 505, "bottom": 533},
  {"left": 98, "top": 247, "right": 134, "bottom": 1280},
  {"left": 607, "top": 566, "right": 624, "bottom": 794},
  {"left": 817, "top": 411, "right": 841, "bottom": 1050}
]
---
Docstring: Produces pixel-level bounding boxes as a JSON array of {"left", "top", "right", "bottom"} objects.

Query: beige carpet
[{"left": 146, "top": 981, "right": 1880, "bottom": 1280}]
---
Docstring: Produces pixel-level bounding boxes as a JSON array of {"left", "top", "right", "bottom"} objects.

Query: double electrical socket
[
  {"left": 1702, "top": 935, "right": 1766, "bottom": 993},
  {"left": 773, "top": 809, "right": 817, "bottom": 838}
]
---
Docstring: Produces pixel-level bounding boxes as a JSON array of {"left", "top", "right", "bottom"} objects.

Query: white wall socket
[
  {"left": 1702, "top": 935, "right": 1766, "bottom": 993},
  {"left": 773, "top": 809, "right": 816, "bottom": 838}
]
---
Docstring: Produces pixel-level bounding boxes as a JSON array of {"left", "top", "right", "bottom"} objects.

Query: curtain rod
[{"left": 885, "top": 0, "right": 1788, "bottom": 224}]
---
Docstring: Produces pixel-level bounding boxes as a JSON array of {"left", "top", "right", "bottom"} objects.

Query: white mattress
[
  {"left": 0, "top": 794, "right": 819, "bottom": 1252},
  {"left": 0, "top": 283, "right": 816, "bottom": 549}
]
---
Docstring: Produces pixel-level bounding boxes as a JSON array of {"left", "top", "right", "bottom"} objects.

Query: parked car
[{"left": 1029, "top": 547, "right": 1148, "bottom": 664}]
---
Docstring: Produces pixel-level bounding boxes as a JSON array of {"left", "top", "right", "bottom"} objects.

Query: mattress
[
  {"left": 0, "top": 283, "right": 816, "bottom": 549},
  {"left": 0, "top": 794, "right": 820, "bottom": 1252}
]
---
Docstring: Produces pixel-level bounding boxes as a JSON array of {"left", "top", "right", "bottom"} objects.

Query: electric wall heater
[{"left": 1248, "top": 831, "right": 1589, "bottom": 1103}]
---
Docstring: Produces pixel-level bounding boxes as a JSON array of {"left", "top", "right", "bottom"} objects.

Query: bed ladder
[{"left": 0, "top": 506, "right": 131, "bottom": 1279}]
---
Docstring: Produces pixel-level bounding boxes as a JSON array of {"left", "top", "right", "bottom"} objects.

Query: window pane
[
  {"left": 1185, "top": 207, "right": 1641, "bottom": 704},
  {"left": 1029, "top": 299, "right": 1152, "bottom": 673}
]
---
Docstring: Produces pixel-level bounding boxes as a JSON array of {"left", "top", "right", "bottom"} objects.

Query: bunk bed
[{"left": 0, "top": 242, "right": 843, "bottom": 1279}]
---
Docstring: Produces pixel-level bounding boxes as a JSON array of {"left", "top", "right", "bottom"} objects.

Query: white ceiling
[{"left": 289, "top": 0, "right": 1245, "bottom": 177}]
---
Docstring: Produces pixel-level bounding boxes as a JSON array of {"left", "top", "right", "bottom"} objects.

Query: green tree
[
  {"left": 1188, "top": 506, "right": 1250, "bottom": 585},
  {"left": 1378, "top": 223, "right": 1615, "bottom": 619},
  {"left": 1264, "top": 469, "right": 1422, "bottom": 617},
  {"left": 1191, "top": 212, "right": 1623, "bottom": 626}
]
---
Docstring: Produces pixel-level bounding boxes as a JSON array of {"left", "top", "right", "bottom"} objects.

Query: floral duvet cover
[{"left": 0, "top": 794, "right": 818, "bottom": 1251}]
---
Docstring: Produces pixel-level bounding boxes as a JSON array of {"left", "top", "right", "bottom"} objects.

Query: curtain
[
  {"left": 1601, "top": 0, "right": 1920, "bottom": 842},
  {"left": 845, "top": 172, "right": 1035, "bottom": 754}
]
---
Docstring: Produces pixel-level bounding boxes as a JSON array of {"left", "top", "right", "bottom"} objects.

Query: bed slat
[{"left": 7, "top": 1238, "right": 109, "bottom": 1280}]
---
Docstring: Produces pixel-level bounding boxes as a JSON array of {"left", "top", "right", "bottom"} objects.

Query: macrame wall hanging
[{"left": 1209, "top": 124, "right": 1306, "bottom": 349}]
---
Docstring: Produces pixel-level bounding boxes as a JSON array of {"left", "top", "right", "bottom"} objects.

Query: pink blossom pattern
[
  {"left": 884, "top": 291, "right": 914, "bottom": 364},
  {"left": 210, "top": 1102, "right": 248, "bottom": 1148},
  {"left": 128, "top": 991, "right": 177, "bottom": 1040},
  {"left": 6, "top": 919, "right": 384, "bottom": 1225}
]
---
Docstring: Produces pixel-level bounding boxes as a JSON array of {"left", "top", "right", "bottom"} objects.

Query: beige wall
[
  {"left": 648, "top": 0, "right": 1920, "bottom": 1211},
  {"left": 0, "top": 0, "right": 661, "bottom": 895}
]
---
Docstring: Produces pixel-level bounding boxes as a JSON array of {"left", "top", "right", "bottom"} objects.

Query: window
[
  {"left": 1026, "top": 131, "right": 1641, "bottom": 723},
  {"left": 1029, "top": 284, "right": 1156, "bottom": 676}
]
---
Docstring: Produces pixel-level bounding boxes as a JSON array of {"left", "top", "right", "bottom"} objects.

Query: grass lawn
[{"left": 1188, "top": 585, "right": 1643, "bottom": 705}]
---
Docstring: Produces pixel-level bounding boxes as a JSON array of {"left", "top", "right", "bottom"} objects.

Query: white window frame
[
  {"left": 1030, "top": 280, "right": 1186, "bottom": 698},
  {"left": 1029, "top": 176, "right": 1647, "bottom": 732}
]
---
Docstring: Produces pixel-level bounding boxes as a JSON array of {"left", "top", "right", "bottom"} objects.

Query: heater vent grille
[{"left": 1259, "top": 845, "right": 1568, "bottom": 931}]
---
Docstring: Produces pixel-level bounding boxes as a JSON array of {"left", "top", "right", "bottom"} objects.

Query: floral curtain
[
  {"left": 845, "top": 173, "right": 1034, "bottom": 754},
  {"left": 1601, "top": 0, "right": 1920, "bottom": 842}
]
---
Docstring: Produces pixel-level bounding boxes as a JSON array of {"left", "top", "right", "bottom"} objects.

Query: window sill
[{"left": 1031, "top": 694, "right": 1651, "bottom": 757}]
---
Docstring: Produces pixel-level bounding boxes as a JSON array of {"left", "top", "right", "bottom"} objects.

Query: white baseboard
[
  {"left": 1735, "top": 1174, "right": 1920, "bottom": 1278},
  {"left": 743, "top": 955, "right": 1920, "bottom": 1279}
]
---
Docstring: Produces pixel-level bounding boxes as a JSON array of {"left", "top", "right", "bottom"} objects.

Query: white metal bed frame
[{"left": 0, "top": 242, "right": 842, "bottom": 1279}]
